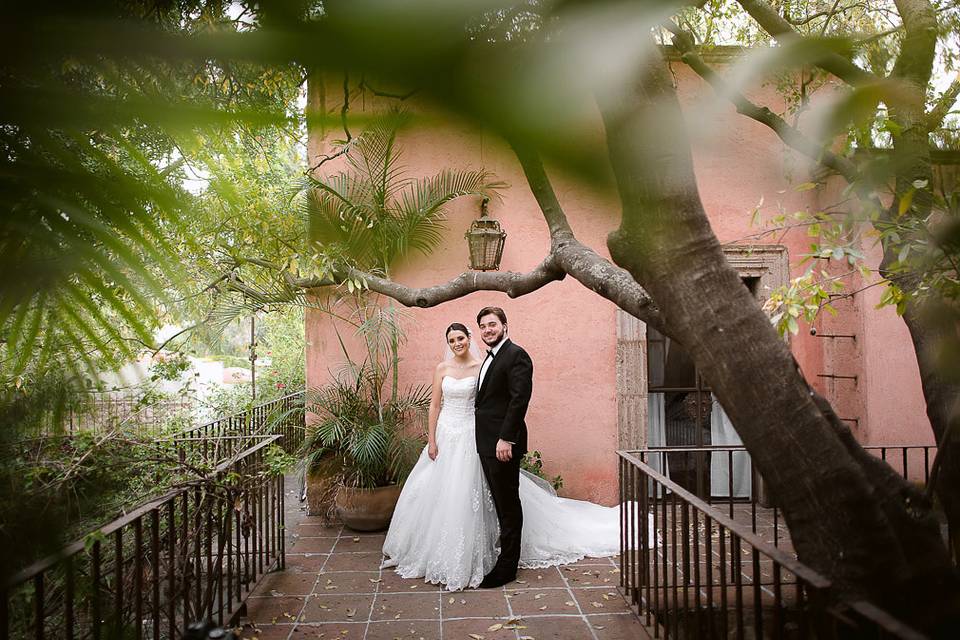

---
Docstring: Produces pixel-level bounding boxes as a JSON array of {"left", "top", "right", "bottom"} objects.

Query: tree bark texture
[
  {"left": 597, "top": 33, "right": 959, "bottom": 632},
  {"left": 297, "top": 17, "right": 960, "bottom": 633}
]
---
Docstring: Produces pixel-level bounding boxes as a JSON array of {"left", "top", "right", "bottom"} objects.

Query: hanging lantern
[{"left": 465, "top": 197, "right": 506, "bottom": 271}]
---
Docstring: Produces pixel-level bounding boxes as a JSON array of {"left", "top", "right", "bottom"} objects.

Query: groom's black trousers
[{"left": 479, "top": 455, "right": 523, "bottom": 579}]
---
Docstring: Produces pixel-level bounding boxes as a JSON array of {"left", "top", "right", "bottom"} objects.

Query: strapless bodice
[{"left": 440, "top": 375, "right": 477, "bottom": 414}]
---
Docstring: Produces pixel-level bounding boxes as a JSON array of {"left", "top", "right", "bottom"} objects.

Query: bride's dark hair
[{"left": 445, "top": 322, "right": 471, "bottom": 338}]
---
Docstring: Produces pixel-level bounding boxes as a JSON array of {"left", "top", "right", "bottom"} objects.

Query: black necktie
[{"left": 486, "top": 349, "right": 494, "bottom": 358}]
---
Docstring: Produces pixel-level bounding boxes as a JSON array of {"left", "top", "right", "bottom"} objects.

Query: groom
[{"left": 474, "top": 306, "right": 533, "bottom": 588}]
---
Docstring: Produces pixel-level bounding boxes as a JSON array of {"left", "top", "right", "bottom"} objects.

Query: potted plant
[
  {"left": 303, "top": 305, "right": 429, "bottom": 530},
  {"left": 297, "top": 112, "right": 500, "bottom": 526}
]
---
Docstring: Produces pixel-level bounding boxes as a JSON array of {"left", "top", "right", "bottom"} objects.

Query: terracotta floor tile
[
  {"left": 571, "top": 588, "right": 632, "bottom": 614},
  {"left": 323, "top": 551, "right": 383, "bottom": 572},
  {"left": 296, "top": 523, "right": 343, "bottom": 537},
  {"left": 243, "top": 596, "right": 307, "bottom": 624},
  {"left": 514, "top": 567, "right": 567, "bottom": 588},
  {"left": 377, "top": 570, "right": 443, "bottom": 592},
  {"left": 289, "top": 621, "right": 367, "bottom": 639},
  {"left": 566, "top": 556, "right": 617, "bottom": 567},
  {"left": 239, "top": 476, "right": 653, "bottom": 637},
  {"left": 364, "top": 619, "right": 441, "bottom": 639},
  {"left": 235, "top": 622, "right": 293, "bottom": 639},
  {"left": 563, "top": 565, "right": 619, "bottom": 587},
  {"left": 313, "top": 571, "right": 381, "bottom": 594},
  {"left": 439, "top": 590, "right": 511, "bottom": 618},
  {"left": 290, "top": 537, "right": 338, "bottom": 554},
  {"left": 284, "top": 554, "right": 330, "bottom": 572},
  {"left": 505, "top": 588, "right": 579, "bottom": 616},
  {"left": 441, "top": 618, "right": 517, "bottom": 639},
  {"left": 255, "top": 571, "right": 320, "bottom": 597},
  {"left": 301, "top": 594, "right": 375, "bottom": 623},
  {"left": 514, "top": 615, "right": 594, "bottom": 639},
  {"left": 589, "top": 613, "right": 655, "bottom": 639},
  {"left": 332, "top": 535, "right": 386, "bottom": 554},
  {"left": 370, "top": 592, "right": 442, "bottom": 620}
]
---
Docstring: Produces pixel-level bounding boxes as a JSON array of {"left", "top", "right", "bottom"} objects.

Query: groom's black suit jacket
[{"left": 474, "top": 339, "right": 533, "bottom": 458}]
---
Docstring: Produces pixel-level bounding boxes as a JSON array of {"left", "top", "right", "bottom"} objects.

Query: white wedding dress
[{"left": 381, "top": 375, "right": 631, "bottom": 591}]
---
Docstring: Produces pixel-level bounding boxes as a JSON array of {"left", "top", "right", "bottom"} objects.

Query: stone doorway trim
[{"left": 615, "top": 244, "right": 789, "bottom": 450}]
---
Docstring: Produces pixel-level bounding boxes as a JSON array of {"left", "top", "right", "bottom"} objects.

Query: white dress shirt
[
  {"left": 477, "top": 339, "right": 514, "bottom": 445},
  {"left": 477, "top": 338, "right": 506, "bottom": 390}
]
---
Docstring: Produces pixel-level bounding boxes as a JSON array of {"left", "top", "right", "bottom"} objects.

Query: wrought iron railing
[
  {"left": 1, "top": 391, "right": 306, "bottom": 640},
  {"left": 636, "top": 444, "right": 940, "bottom": 548},
  {"left": 64, "top": 394, "right": 196, "bottom": 434},
  {"left": 619, "top": 450, "right": 928, "bottom": 639},
  {"left": 174, "top": 391, "right": 305, "bottom": 460}
]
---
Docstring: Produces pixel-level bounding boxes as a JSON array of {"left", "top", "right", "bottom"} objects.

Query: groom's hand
[{"left": 495, "top": 439, "right": 512, "bottom": 462}]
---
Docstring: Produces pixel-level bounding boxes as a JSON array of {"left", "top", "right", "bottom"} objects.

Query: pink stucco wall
[{"left": 306, "top": 64, "right": 934, "bottom": 504}]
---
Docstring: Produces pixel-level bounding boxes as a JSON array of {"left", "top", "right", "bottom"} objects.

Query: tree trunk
[
  {"left": 598, "top": 34, "right": 960, "bottom": 633},
  {"left": 882, "top": 0, "right": 960, "bottom": 565}
]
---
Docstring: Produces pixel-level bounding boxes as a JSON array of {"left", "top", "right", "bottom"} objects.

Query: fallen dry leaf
[
  {"left": 448, "top": 597, "right": 455, "bottom": 604},
  {"left": 468, "top": 635, "right": 485, "bottom": 640},
  {"left": 345, "top": 608, "right": 356, "bottom": 618},
  {"left": 590, "top": 602, "right": 604, "bottom": 608},
  {"left": 368, "top": 578, "right": 382, "bottom": 583},
  {"left": 487, "top": 623, "right": 502, "bottom": 631},
  {"left": 564, "top": 601, "right": 576, "bottom": 607},
  {"left": 352, "top": 537, "right": 360, "bottom": 542},
  {"left": 538, "top": 605, "right": 547, "bottom": 611},
  {"left": 515, "top": 580, "right": 527, "bottom": 584},
  {"left": 460, "top": 599, "right": 466, "bottom": 605}
]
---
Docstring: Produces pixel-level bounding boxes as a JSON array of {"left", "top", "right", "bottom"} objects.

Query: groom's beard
[{"left": 482, "top": 330, "right": 505, "bottom": 347}]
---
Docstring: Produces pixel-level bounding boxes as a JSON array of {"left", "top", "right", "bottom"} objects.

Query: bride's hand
[{"left": 428, "top": 441, "right": 439, "bottom": 460}]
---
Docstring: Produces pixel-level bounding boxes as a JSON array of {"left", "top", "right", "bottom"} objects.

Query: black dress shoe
[{"left": 478, "top": 572, "right": 515, "bottom": 589}]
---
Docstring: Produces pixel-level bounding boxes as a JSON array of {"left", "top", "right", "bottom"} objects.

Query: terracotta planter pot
[
  {"left": 305, "top": 453, "right": 343, "bottom": 519},
  {"left": 335, "top": 484, "right": 402, "bottom": 532}
]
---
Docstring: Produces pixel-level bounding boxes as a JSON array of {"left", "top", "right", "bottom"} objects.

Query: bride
[{"left": 381, "top": 322, "right": 631, "bottom": 591}]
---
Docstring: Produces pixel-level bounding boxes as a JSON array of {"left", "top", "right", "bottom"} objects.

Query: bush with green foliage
[
  {"left": 521, "top": 450, "right": 564, "bottom": 492},
  {"left": 303, "top": 305, "right": 428, "bottom": 489}
]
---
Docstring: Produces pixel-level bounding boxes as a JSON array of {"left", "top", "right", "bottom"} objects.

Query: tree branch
[
  {"left": 330, "top": 259, "right": 567, "bottom": 307},
  {"left": 927, "top": 71, "right": 960, "bottom": 130},
  {"left": 668, "top": 25, "right": 860, "bottom": 183},
  {"left": 735, "top": 0, "right": 879, "bottom": 86},
  {"left": 509, "top": 142, "right": 665, "bottom": 332}
]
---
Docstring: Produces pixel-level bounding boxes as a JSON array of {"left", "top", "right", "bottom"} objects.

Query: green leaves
[
  {"left": 302, "top": 305, "right": 428, "bottom": 489},
  {"left": 302, "top": 112, "right": 504, "bottom": 274}
]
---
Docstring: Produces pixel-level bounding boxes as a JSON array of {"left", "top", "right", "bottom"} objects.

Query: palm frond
[{"left": 385, "top": 169, "right": 504, "bottom": 263}]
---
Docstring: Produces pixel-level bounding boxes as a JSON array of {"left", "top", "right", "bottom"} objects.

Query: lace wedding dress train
[{"left": 381, "top": 375, "right": 641, "bottom": 591}]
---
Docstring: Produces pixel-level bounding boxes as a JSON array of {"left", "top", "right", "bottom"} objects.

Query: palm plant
[
  {"left": 298, "top": 109, "right": 506, "bottom": 274},
  {"left": 293, "top": 110, "right": 504, "bottom": 411},
  {"left": 303, "top": 305, "right": 429, "bottom": 489}
]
